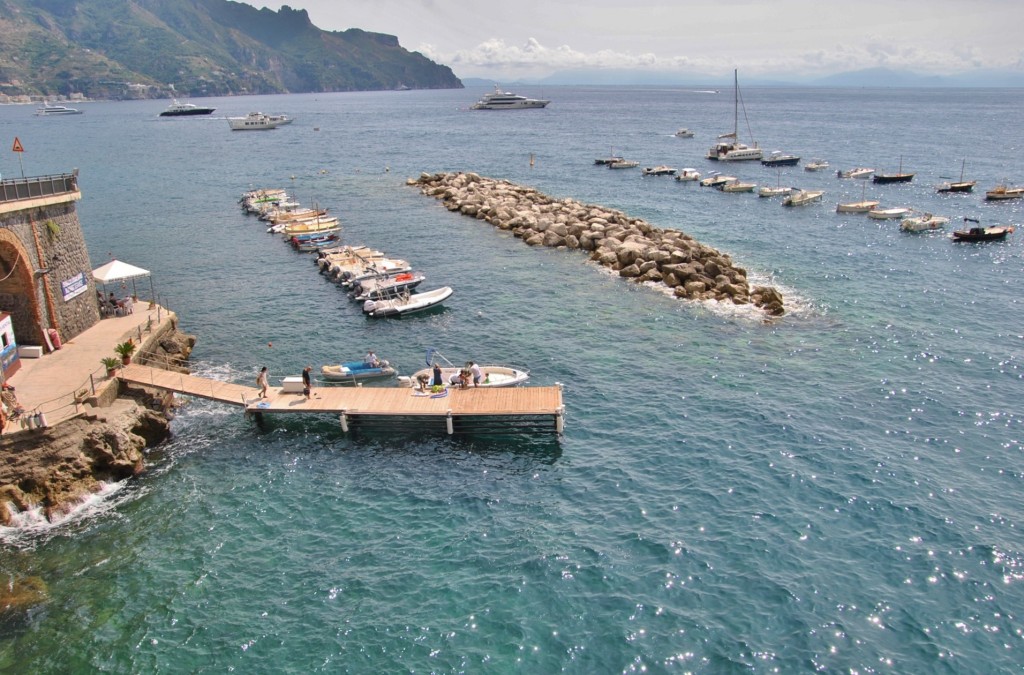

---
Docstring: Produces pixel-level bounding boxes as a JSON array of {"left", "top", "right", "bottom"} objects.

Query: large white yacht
[
  {"left": 34, "top": 102, "right": 83, "bottom": 116},
  {"left": 471, "top": 85, "right": 550, "bottom": 110},
  {"left": 227, "top": 112, "right": 293, "bottom": 130}
]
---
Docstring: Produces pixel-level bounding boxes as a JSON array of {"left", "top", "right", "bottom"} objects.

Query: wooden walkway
[{"left": 119, "top": 364, "right": 564, "bottom": 435}]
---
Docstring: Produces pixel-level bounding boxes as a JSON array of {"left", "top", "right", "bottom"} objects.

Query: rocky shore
[
  {"left": 0, "top": 329, "right": 195, "bottom": 527},
  {"left": 410, "top": 172, "right": 785, "bottom": 316}
]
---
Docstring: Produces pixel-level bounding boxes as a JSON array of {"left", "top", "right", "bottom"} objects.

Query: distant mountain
[
  {"left": 0, "top": 0, "right": 462, "bottom": 99},
  {"left": 481, "top": 67, "right": 1024, "bottom": 88}
]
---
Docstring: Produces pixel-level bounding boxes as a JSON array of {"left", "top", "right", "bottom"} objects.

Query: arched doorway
[{"left": 0, "top": 230, "right": 43, "bottom": 347}]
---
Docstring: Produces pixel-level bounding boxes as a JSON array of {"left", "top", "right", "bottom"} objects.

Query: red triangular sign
[{"left": 12, "top": 137, "right": 24, "bottom": 152}]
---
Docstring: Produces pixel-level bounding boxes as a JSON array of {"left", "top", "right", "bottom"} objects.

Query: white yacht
[
  {"left": 34, "top": 102, "right": 83, "bottom": 116},
  {"left": 227, "top": 112, "right": 293, "bottom": 130},
  {"left": 471, "top": 85, "right": 550, "bottom": 110}
]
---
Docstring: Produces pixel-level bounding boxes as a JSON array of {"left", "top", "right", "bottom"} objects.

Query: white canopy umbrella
[{"left": 91, "top": 259, "right": 155, "bottom": 302}]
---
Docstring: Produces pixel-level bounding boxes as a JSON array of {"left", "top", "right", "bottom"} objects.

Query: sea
[{"left": 1, "top": 84, "right": 1023, "bottom": 673}]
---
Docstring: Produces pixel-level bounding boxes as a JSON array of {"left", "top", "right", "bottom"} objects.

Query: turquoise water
[{"left": 1, "top": 86, "right": 1024, "bottom": 672}]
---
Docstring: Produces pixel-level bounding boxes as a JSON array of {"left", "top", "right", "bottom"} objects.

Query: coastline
[{"left": 0, "top": 308, "right": 195, "bottom": 526}]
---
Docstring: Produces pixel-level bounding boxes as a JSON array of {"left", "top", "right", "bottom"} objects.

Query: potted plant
[
  {"left": 114, "top": 341, "right": 136, "bottom": 365},
  {"left": 101, "top": 356, "right": 120, "bottom": 378}
]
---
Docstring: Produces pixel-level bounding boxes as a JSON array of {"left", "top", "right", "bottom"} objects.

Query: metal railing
[{"left": 0, "top": 171, "right": 79, "bottom": 204}]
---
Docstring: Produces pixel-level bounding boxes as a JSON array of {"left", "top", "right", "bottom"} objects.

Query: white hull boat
[
  {"left": 804, "top": 159, "right": 829, "bottom": 172},
  {"left": 608, "top": 160, "right": 639, "bottom": 169},
  {"left": 642, "top": 166, "right": 677, "bottom": 176},
  {"left": 836, "top": 200, "right": 880, "bottom": 213},
  {"left": 707, "top": 70, "right": 762, "bottom": 161},
  {"left": 838, "top": 167, "right": 875, "bottom": 179},
  {"left": 362, "top": 286, "right": 453, "bottom": 317},
  {"left": 471, "top": 85, "right": 549, "bottom": 110},
  {"left": 900, "top": 214, "right": 949, "bottom": 232},
  {"left": 782, "top": 190, "right": 824, "bottom": 206},
  {"left": 867, "top": 207, "right": 911, "bottom": 220},
  {"left": 675, "top": 168, "right": 701, "bottom": 182},
  {"left": 674, "top": 128, "right": 695, "bottom": 138},
  {"left": 402, "top": 365, "right": 530, "bottom": 390},
  {"left": 228, "top": 112, "right": 293, "bottom": 130}
]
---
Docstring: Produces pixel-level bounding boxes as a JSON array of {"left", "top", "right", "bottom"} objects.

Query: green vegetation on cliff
[{"left": 0, "top": 0, "right": 462, "bottom": 99}]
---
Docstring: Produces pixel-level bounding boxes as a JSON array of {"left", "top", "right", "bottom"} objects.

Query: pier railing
[{"left": 0, "top": 171, "right": 79, "bottom": 204}]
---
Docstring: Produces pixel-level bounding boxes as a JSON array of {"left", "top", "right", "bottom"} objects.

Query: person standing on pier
[
  {"left": 302, "top": 365, "right": 312, "bottom": 399},
  {"left": 257, "top": 366, "right": 269, "bottom": 398}
]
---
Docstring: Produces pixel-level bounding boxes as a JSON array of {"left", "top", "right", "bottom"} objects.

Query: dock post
[
  {"left": 340, "top": 412, "right": 349, "bottom": 432},
  {"left": 556, "top": 405, "right": 565, "bottom": 434},
  {"left": 446, "top": 411, "right": 453, "bottom": 435}
]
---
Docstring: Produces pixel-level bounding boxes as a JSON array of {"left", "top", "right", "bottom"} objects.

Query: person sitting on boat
[{"left": 365, "top": 350, "right": 380, "bottom": 367}]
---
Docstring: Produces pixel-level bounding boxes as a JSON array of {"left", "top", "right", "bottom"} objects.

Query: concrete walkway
[{"left": 2, "top": 304, "right": 176, "bottom": 432}]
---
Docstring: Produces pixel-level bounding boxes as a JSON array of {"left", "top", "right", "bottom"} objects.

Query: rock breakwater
[{"left": 410, "top": 172, "right": 784, "bottom": 316}]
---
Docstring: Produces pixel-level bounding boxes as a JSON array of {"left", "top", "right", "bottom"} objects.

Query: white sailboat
[{"left": 707, "top": 70, "right": 762, "bottom": 162}]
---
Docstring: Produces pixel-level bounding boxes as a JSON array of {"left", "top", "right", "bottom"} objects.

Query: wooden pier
[{"left": 118, "top": 364, "right": 565, "bottom": 435}]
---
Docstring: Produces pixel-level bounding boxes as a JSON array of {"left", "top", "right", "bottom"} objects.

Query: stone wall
[{"left": 0, "top": 196, "right": 100, "bottom": 346}]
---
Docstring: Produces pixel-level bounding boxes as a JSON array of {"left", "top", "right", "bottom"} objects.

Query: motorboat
[
  {"left": 900, "top": 213, "right": 949, "bottom": 232},
  {"left": 985, "top": 184, "right": 1024, "bottom": 201},
  {"left": 951, "top": 217, "right": 1016, "bottom": 242},
  {"left": 338, "top": 259, "right": 412, "bottom": 286},
  {"left": 159, "top": 99, "right": 215, "bottom": 116},
  {"left": 315, "top": 245, "right": 386, "bottom": 273},
  {"left": 707, "top": 69, "right": 762, "bottom": 161},
  {"left": 263, "top": 207, "right": 328, "bottom": 224},
  {"left": 719, "top": 179, "right": 756, "bottom": 193},
  {"left": 470, "top": 85, "right": 549, "bottom": 110},
  {"left": 608, "top": 160, "right": 639, "bottom": 169},
  {"left": 594, "top": 155, "right": 624, "bottom": 165},
  {"left": 227, "top": 112, "right": 293, "bottom": 130},
  {"left": 761, "top": 151, "right": 800, "bottom": 167},
  {"left": 292, "top": 234, "right": 340, "bottom": 251},
  {"left": 758, "top": 185, "right": 792, "bottom": 198},
  {"left": 642, "top": 165, "right": 677, "bottom": 176},
  {"left": 867, "top": 206, "right": 911, "bottom": 220},
  {"left": 873, "top": 157, "right": 914, "bottom": 184},
  {"left": 837, "top": 167, "right": 875, "bottom": 179},
  {"left": 276, "top": 217, "right": 340, "bottom": 237},
  {"left": 402, "top": 365, "right": 530, "bottom": 390},
  {"left": 34, "top": 102, "right": 82, "bottom": 116},
  {"left": 804, "top": 159, "right": 830, "bottom": 172},
  {"left": 349, "top": 271, "right": 427, "bottom": 302},
  {"left": 401, "top": 349, "right": 529, "bottom": 389},
  {"left": 936, "top": 159, "right": 976, "bottom": 193},
  {"left": 362, "top": 286, "right": 453, "bottom": 317},
  {"left": 675, "top": 168, "right": 701, "bottom": 182},
  {"left": 674, "top": 128, "right": 695, "bottom": 138},
  {"left": 782, "top": 189, "right": 824, "bottom": 206},
  {"left": 320, "top": 358, "right": 396, "bottom": 384},
  {"left": 699, "top": 172, "right": 736, "bottom": 188}
]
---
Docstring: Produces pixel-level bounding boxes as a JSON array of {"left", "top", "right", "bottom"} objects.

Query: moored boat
[
  {"left": 837, "top": 167, "right": 875, "bottom": 179},
  {"left": 782, "top": 189, "right": 824, "bottom": 206},
  {"left": 873, "top": 157, "right": 914, "bottom": 184},
  {"left": 675, "top": 168, "right": 701, "bottom": 182},
  {"left": 985, "top": 184, "right": 1024, "bottom": 201},
  {"left": 403, "top": 365, "right": 530, "bottom": 389},
  {"left": 349, "top": 271, "right": 427, "bottom": 301},
  {"left": 362, "top": 286, "right": 453, "bottom": 317},
  {"left": 761, "top": 151, "right": 800, "bottom": 167},
  {"left": 836, "top": 200, "right": 880, "bottom": 213},
  {"left": 706, "top": 70, "right": 762, "bottom": 161},
  {"left": 937, "top": 159, "right": 976, "bottom": 193},
  {"left": 642, "top": 165, "right": 677, "bottom": 176},
  {"left": 719, "top": 179, "right": 756, "bottom": 193},
  {"left": 804, "top": 158, "right": 829, "bottom": 171},
  {"left": 608, "top": 160, "right": 639, "bottom": 169},
  {"left": 699, "top": 172, "right": 736, "bottom": 188},
  {"left": 758, "top": 185, "right": 792, "bottom": 198},
  {"left": 951, "top": 217, "right": 1016, "bottom": 242},
  {"left": 674, "top": 128, "right": 695, "bottom": 138},
  {"left": 867, "top": 206, "right": 911, "bottom": 220},
  {"left": 320, "top": 358, "right": 396, "bottom": 384},
  {"left": 900, "top": 213, "right": 949, "bottom": 232},
  {"left": 34, "top": 102, "right": 82, "bottom": 116}
]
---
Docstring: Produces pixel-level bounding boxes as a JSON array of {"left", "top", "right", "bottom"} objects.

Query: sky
[{"left": 259, "top": 1, "right": 1023, "bottom": 81}]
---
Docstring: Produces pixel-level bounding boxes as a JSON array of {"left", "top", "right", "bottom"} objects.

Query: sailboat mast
[{"left": 733, "top": 69, "right": 739, "bottom": 138}]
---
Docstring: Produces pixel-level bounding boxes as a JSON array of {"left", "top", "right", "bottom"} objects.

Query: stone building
[{"left": 0, "top": 171, "right": 100, "bottom": 357}]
